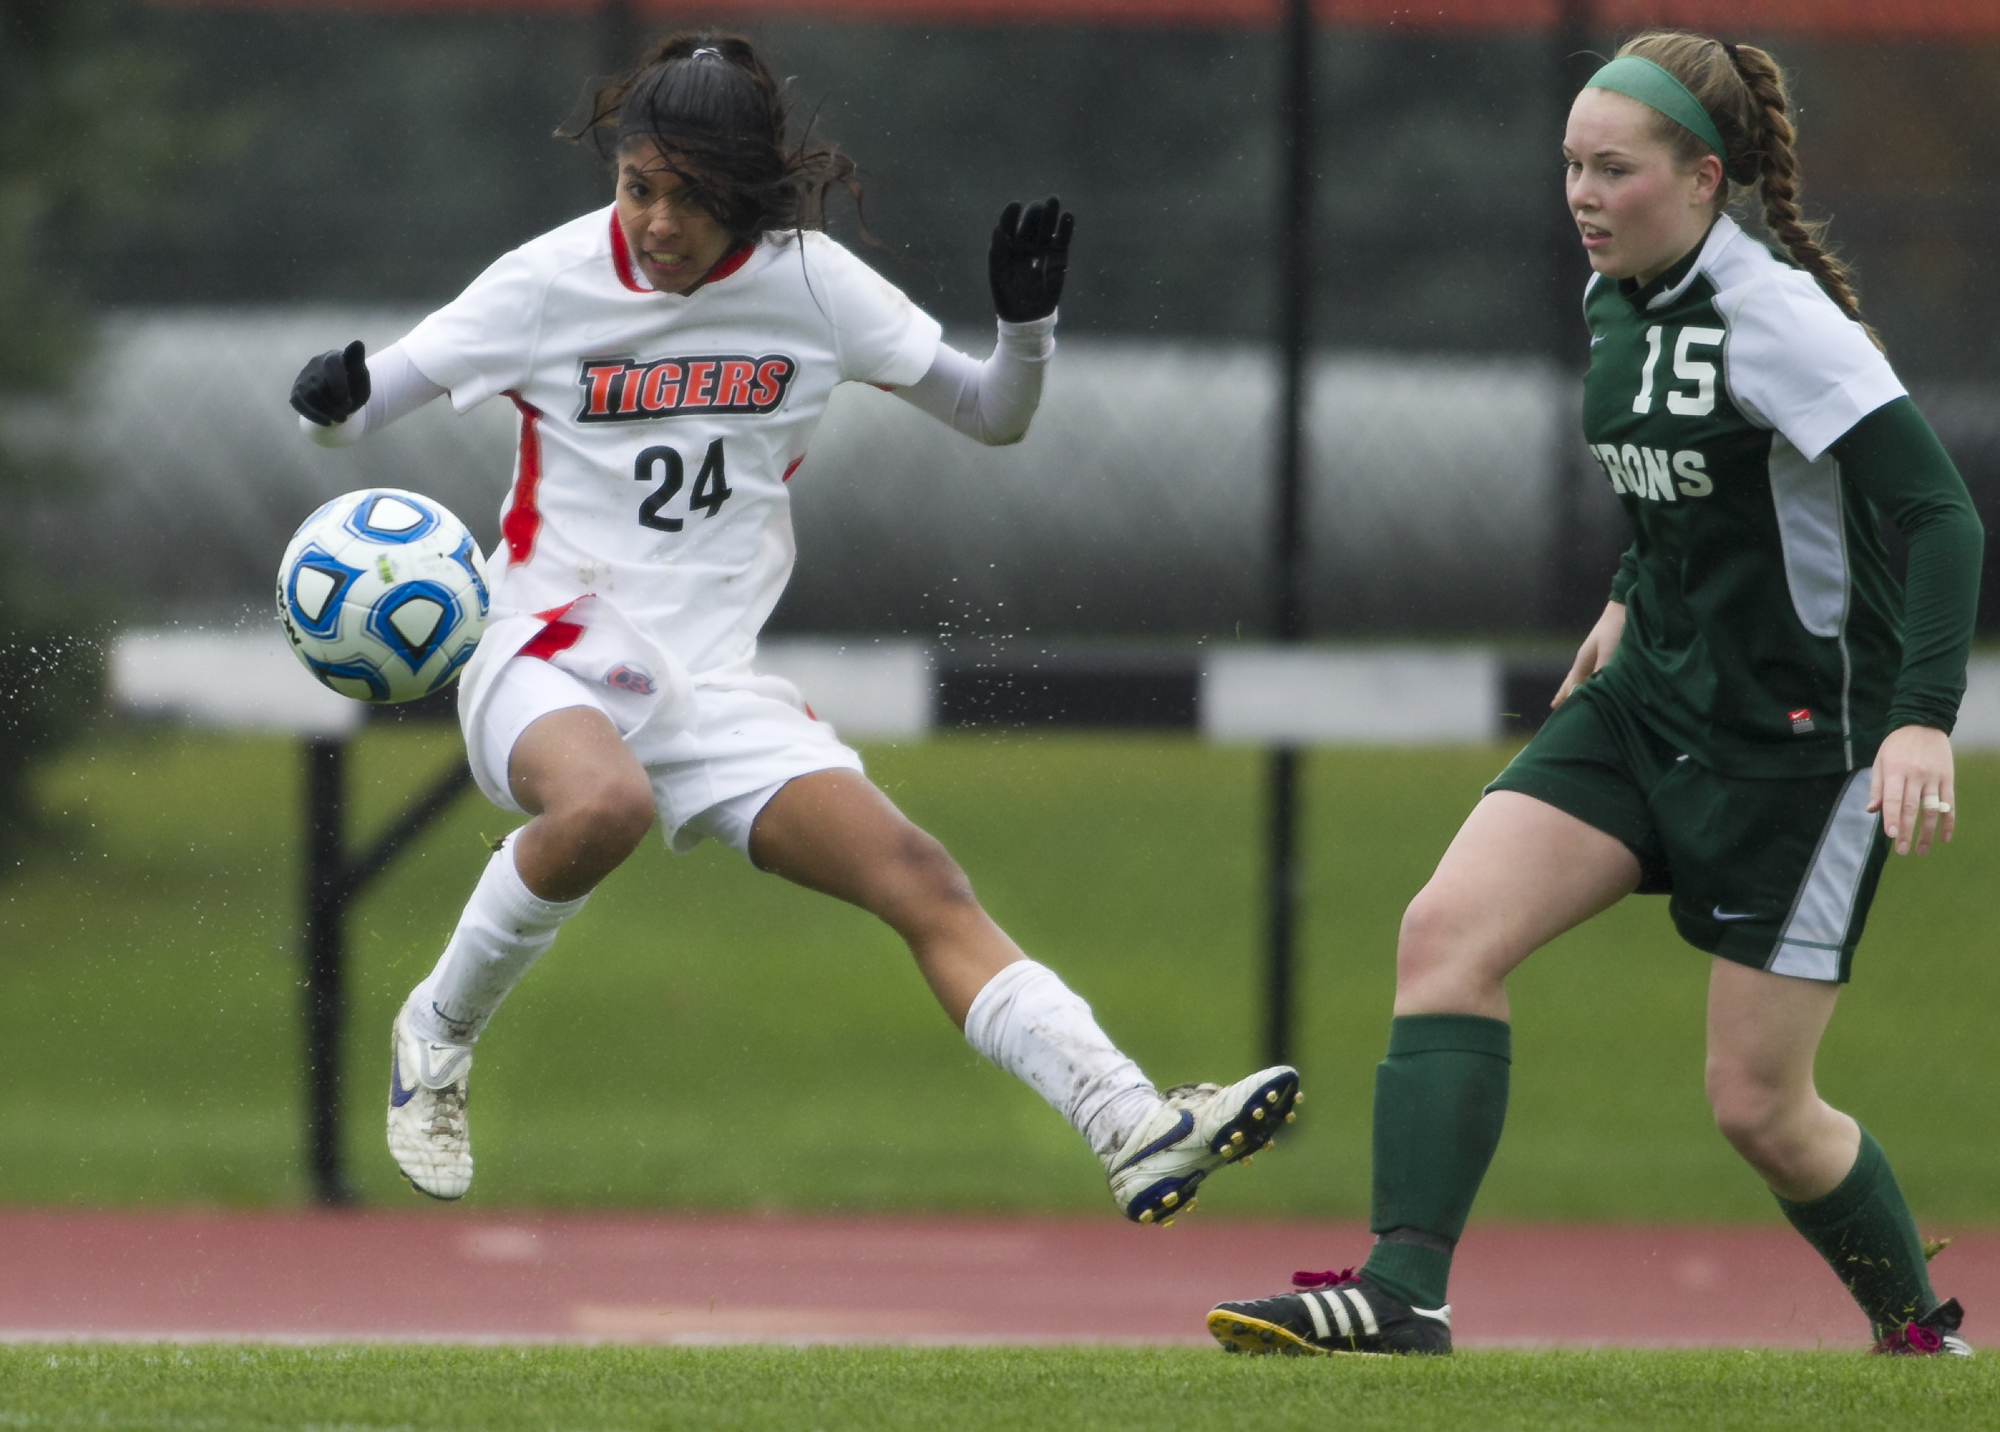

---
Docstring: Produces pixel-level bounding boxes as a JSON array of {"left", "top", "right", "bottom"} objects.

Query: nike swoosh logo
[
  {"left": 1712, "top": 907, "right": 1756, "bottom": 922},
  {"left": 1112, "top": 1109, "right": 1194, "bottom": 1174},
  {"left": 390, "top": 1051, "right": 416, "bottom": 1108},
  {"left": 419, "top": 1044, "right": 469, "bottom": 1085}
]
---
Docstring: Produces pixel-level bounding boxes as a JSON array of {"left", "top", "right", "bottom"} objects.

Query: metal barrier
[
  {"left": 110, "top": 630, "right": 473, "bottom": 1206},
  {"left": 111, "top": 627, "right": 2000, "bottom": 1199}
]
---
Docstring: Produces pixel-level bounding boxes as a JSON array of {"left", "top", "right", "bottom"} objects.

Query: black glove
[
  {"left": 988, "top": 196, "right": 1073, "bottom": 323},
  {"left": 290, "top": 340, "right": 372, "bottom": 426}
]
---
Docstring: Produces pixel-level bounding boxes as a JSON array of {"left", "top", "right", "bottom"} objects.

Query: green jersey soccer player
[{"left": 1211, "top": 30, "right": 1981, "bottom": 1357}]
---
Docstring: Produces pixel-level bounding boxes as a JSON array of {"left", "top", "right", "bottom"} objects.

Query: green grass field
[
  {"left": 2, "top": 725, "right": 1998, "bottom": 1224},
  {"left": 3, "top": 1344, "right": 1996, "bottom": 1431}
]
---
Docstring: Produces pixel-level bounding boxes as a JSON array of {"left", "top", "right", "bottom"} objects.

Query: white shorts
[{"left": 468, "top": 655, "right": 865, "bottom": 858}]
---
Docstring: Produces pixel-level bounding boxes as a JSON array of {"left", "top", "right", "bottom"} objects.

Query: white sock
[
  {"left": 962, "top": 960, "right": 1159, "bottom": 1162},
  {"left": 407, "top": 835, "right": 588, "bottom": 1045}
]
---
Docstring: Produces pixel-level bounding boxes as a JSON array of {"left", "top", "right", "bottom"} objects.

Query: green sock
[
  {"left": 1358, "top": 1014, "right": 1511, "bottom": 1309},
  {"left": 1776, "top": 1128, "right": 1936, "bottom": 1337}
]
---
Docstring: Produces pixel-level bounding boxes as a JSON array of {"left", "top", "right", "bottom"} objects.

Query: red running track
[{"left": 1, "top": 1211, "right": 1991, "bottom": 1348}]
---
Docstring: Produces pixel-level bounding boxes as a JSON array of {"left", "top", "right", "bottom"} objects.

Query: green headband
[{"left": 1584, "top": 55, "right": 1727, "bottom": 164}]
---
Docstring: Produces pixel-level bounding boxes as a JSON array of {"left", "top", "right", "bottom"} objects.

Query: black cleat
[
  {"left": 1873, "top": 1297, "right": 1972, "bottom": 1357},
  {"left": 1208, "top": 1269, "right": 1452, "bottom": 1356}
]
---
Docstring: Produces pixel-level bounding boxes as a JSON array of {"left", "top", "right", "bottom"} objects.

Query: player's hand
[
  {"left": 1552, "top": 600, "right": 1626, "bottom": 708},
  {"left": 989, "top": 196, "right": 1073, "bottom": 323},
  {"left": 290, "top": 340, "right": 372, "bottom": 426},
  {"left": 1869, "top": 723, "right": 1955, "bottom": 856}
]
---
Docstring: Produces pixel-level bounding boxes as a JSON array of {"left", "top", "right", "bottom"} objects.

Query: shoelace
[
  {"left": 427, "top": 1082, "right": 466, "bottom": 1139},
  {"left": 1292, "top": 1268, "right": 1358, "bottom": 1290},
  {"left": 1876, "top": 1321, "right": 1944, "bottom": 1354}
]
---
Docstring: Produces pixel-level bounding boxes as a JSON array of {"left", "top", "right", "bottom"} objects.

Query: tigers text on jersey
[
  {"left": 1581, "top": 214, "right": 1907, "bottom": 777},
  {"left": 399, "top": 206, "right": 941, "bottom": 686}
]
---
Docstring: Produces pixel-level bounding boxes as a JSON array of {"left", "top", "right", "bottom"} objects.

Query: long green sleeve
[
  {"left": 1832, "top": 397, "right": 1984, "bottom": 734},
  {"left": 1607, "top": 543, "right": 1639, "bottom": 605}
]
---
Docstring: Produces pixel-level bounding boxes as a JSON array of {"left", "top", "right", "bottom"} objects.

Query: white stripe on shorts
[{"left": 1768, "top": 769, "right": 1876, "bottom": 982}]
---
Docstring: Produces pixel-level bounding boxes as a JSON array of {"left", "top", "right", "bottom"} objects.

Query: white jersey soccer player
[
  {"left": 290, "top": 33, "right": 1299, "bottom": 1222},
  {"left": 348, "top": 207, "right": 950, "bottom": 823},
  {"left": 409, "top": 209, "right": 941, "bottom": 722}
]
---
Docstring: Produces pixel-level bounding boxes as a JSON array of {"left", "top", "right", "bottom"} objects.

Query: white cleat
[
  {"left": 1106, "top": 1066, "right": 1300, "bottom": 1224},
  {"left": 386, "top": 1004, "right": 474, "bottom": 1200}
]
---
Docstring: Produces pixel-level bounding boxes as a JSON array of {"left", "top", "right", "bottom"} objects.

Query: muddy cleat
[
  {"left": 1873, "top": 1298, "right": 1972, "bottom": 1357},
  {"left": 1208, "top": 1270, "right": 1452, "bottom": 1356},
  {"left": 386, "top": 1004, "right": 473, "bottom": 1200},
  {"left": 1106, "top": 1066, "right": 1299, "bottom": 1224}
]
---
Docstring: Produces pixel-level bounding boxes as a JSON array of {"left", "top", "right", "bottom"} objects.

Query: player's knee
[
  {"left": 886, "top": 824, "right": 979, "bottom": 918},
  {"left": 549, "top": 769, "right": 656, "bottom": 860},
  {"left": 1705, "top": 1063, "right": 1788, "bottom": 1157},
  {"left": 902, "top": 827, "right": 977, "bottom": 903},
  {"left": 1395, "top": 884, "right": 1486, "bottom": 992}
]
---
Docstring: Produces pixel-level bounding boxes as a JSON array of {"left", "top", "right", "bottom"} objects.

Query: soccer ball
[{"left": 276, "top": 488, "right": 489, "bottom": 703}]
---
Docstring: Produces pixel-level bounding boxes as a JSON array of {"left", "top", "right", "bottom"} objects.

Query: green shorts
[{"left": 1486, "top": 684, "right": 1888, "bottom": 982}]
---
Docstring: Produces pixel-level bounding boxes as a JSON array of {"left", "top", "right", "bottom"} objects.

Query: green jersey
[{"left": 1581, "top": 214, "right": 1976, "bottom": 778}]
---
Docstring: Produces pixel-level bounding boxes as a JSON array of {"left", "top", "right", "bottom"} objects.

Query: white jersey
[{"left": 400, "top": 206, "right": 941, "bottom": 692}]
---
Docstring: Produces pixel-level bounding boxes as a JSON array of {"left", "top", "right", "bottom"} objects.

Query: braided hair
[
  {"left": 1617, "top": 30, "right": 1881, "bottom": 350},
  {"left": 558, "top": 32, "right": 862, "bottom": 246}
]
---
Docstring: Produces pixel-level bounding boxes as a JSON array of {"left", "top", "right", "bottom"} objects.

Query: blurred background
[
  {"left": 0, "top": 0, "right": 1996, "bottom": 1222},
  {"left": 11, "top": 0, "right": 2000, "bottom": 645}
]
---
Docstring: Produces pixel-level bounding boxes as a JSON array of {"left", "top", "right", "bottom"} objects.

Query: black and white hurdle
[
  {"left": 111, "top": 630, "right": 473, "bottom": 1207},
  {"left": 111, "top": 629, "right": 2000, "bottom": 1204}
]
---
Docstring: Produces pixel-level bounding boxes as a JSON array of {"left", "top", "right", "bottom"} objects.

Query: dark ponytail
[
  {"left": 1618, "top": 30, "right": 1882, "bottom": 350},
  {"left": 558, "top": 33, "right": 862, "bottom": 245}
]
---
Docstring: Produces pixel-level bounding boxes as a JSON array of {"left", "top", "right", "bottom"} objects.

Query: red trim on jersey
[
  {"left": 609, "top": 209, "right": 754, "bottom": 295},
  {"left": 608, "top": 210, "right": 647, "bottom": 293},
  {"left": 501, "top": 392, "right": 545, "bottom": 565},
  {"left": 521, "top": 601, "right": 583, "bottom": 663},
  {"left": 705, "top": 243, "right": 754, "bottom": 285},
  {"left": 782, "top": 455, "right": 805, "bottom": 483},
  {"left": 519, "top": 605, "right": 585, "bottom": 662}
]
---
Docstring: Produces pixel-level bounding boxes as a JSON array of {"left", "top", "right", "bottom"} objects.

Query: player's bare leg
[
  {"left": 751, "top": 768, "right": 1300, "bottom": 1223},
  {"left": 1394, "top": 790, "right": 1641, "bottom": 1020},
  {"left": 505, "top": 706, "right": 658, "bottom": 899},
  {"left": 1703, "top": 959, "right": 1956, "bottom": 1350},
  {"left": 389, "top": 704, "right": 653, "bottom": 1199},
  {"left": 1212, "top": 792, "right": 1638, "bottom": 1352},
  {"left": 746, "top": 767, "right": 1017, "bottom": 1026},
  {"left": 1704, "top": 960, "right": 1855, "bottom": 1200},
  {"left": 1372, "top": 792, "right": 1638, "bottom": 1314}
]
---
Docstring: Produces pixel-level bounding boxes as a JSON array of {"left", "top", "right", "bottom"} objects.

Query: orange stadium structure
[{"left": 146, "top": 0, "right": 2000, "bottom": 38}]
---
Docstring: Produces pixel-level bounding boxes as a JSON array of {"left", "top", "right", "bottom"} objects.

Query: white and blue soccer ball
[{"left": 276, "top": 488, "right": 489, "bottom": 704}]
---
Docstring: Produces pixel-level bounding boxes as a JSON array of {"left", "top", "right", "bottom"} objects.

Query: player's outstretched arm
[
  {"left": 291, "top": 340, "right": 447, "bottom": 449},
  {"left": 891, "top": 197, "right": 1074, "bottom": 446}
]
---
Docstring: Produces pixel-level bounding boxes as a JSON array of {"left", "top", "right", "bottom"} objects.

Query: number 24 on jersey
[{"left": 635, "top": 439, "right": 734, "bottom": 532}]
